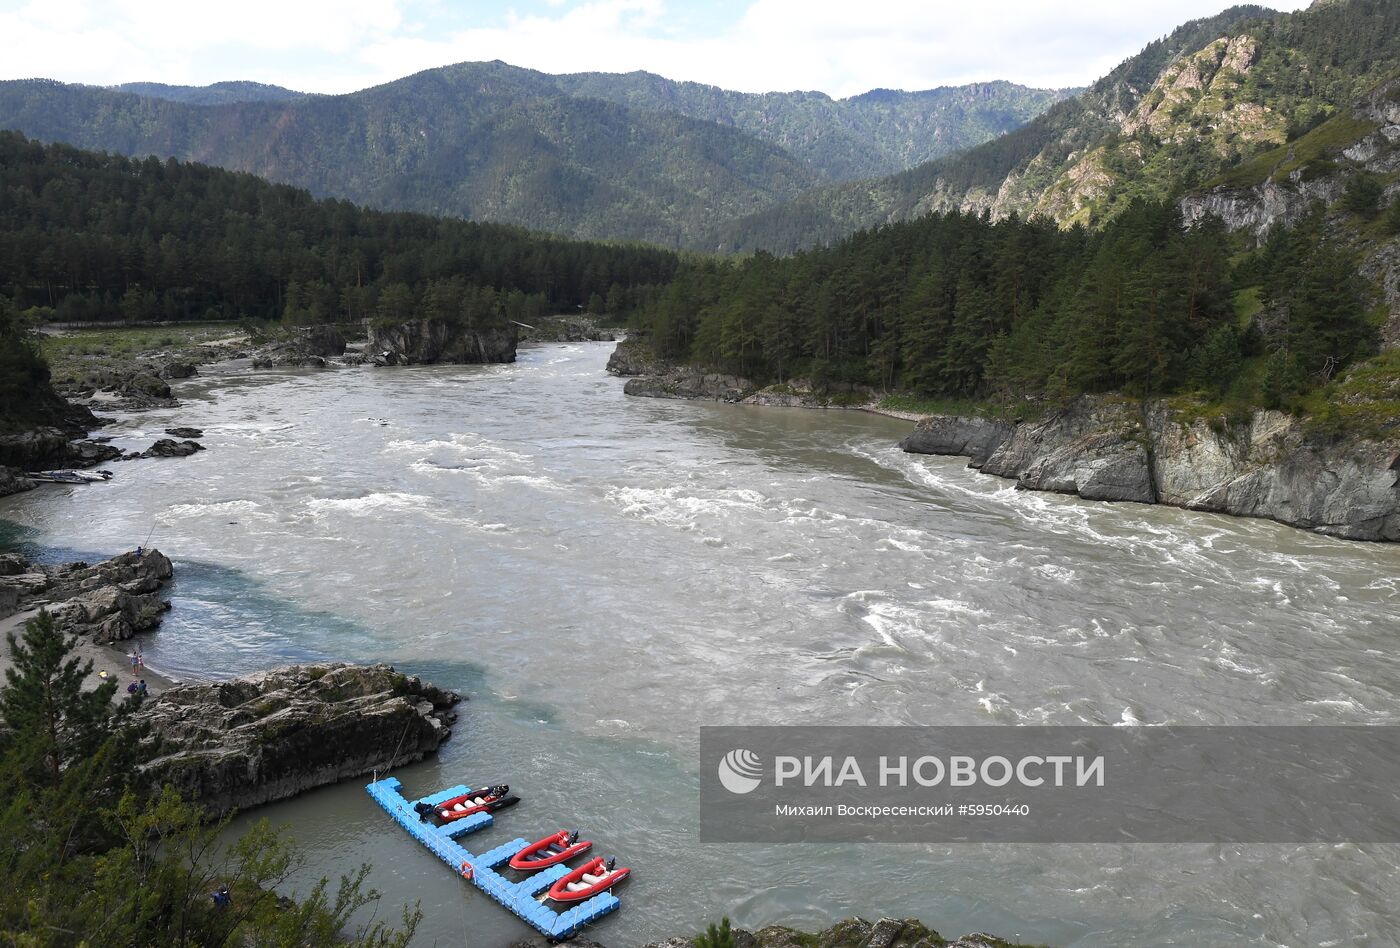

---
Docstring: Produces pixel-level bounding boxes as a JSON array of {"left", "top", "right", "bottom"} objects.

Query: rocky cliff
[
  {"left": 900, "top": 398, "right": 1400, "bottom": 541},
  {"left": 368, "top": 319, "right": 518, "bottom": 365},
  {"left": 0, "top": 548, "right": 174, "bottom": 640},
  {"left": 139, "top": 662, "right": 461, "bottom": 813}
]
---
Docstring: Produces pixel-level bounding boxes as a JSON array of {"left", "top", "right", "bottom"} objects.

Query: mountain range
[
  {"left": 0, "top": 0, "right": 1396, "bottom": 255},
  {"left": 0, "top": 67, "right": 1063, "bottom": 248}
]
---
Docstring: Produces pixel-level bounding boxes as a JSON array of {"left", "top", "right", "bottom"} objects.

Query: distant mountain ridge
[
  {"left": 0, "top": 63, "right": 1063, "bottom": 246},
  {"left": 545, "top": 71, "right": 1069, "bottom": 181},
  {"left": 112, "top": 80, "right": 305, "bottom": 105}
]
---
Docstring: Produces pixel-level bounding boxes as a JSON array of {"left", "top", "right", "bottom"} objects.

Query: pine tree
[{"left": 0, "top": 610, "right": 123, "bottom": 789}]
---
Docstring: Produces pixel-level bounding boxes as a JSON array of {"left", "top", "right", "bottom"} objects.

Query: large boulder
[
  {"left": 158, "top": 362, "right": 199, "bottom": 380},
  {"left": 301, "top": 324, "right": 348, "bottom": 357},
  {"left": 140, "top": 663, "right": 462, "bottom": 813},
  {"left": 132, "top": 438, "right": 205, "bottom": 459}
]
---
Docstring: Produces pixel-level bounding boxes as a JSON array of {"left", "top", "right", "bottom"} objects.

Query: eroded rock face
[
  {"left": 1150, "top": 406, "right": 1400, "bottom": 540},
  {"left": 368, "top": 319, "right": 517, "bottom": 365},
  {"left": 900, "top": 398, "right": 1400, "bottom": 540},
  {"left": 1179, "top": 175, "right": 1346, "bottom": 242},
  {"left": 0, "top": 549, "right": 174, "bottom": 637},
  {"left": 980, "top": 399, "right": 1157, "bottom": 504},
  {"left": 898, "top": 416, "right": 1014, "bottom": 468},
  {"left": 140, "top": 663, "right": 461, "bottom": 813}
]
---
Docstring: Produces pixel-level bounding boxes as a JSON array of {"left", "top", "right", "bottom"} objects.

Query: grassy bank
[{"left": 37, "top": 322, "right": 248, "bottom": 385}]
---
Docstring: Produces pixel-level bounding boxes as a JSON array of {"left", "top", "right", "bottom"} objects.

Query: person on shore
[
  {"left": 137, "top": 679, "right": 148, "bottom": 697},
  {"left": 127, "top": 681, "right": 138, "bottom": 695},
  {"left": 129, "top": 653, "right": 139, "bottom": 673},
  {"left": 211, "top": 884, "right": 231, "bottom": 909}
]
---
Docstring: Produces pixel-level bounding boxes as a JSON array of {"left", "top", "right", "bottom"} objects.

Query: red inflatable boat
[
  {"left": 510, "top": 830, "right": 592, "bottom": 871},
  {"left": 421, "top": 784, "right": 516, "bottom": 822},
  {"left": 546, "top": 856, "right": 630, "bottom": 902}
]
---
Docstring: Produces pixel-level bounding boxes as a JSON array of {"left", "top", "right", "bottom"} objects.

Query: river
[{"left": 3, "top": 341, "right": 1399, "bottom": 946}]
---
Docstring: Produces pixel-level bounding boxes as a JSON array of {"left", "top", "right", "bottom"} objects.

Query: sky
[{"left": 0, "top": 0, "right": 1314, "bottom": 98}]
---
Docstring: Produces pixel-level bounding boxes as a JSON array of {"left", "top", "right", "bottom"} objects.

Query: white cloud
[{"left": 0, "top": 0, "right": 1315, "bottom": 96}]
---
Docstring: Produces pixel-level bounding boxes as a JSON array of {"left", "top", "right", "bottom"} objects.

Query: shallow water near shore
[{"left": 4, "top": 341, "right": 1400, "bottom": 946}]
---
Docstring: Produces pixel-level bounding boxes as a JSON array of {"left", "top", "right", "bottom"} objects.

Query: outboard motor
[
  {"left": 413, "top": 801, "right": 435, "bottom": 822},
  {"left": 566, "top": 830, "right": 579, "bottom": 846},
  {"left": 604, "top": 856, "right": 616, "bottom": 872}
]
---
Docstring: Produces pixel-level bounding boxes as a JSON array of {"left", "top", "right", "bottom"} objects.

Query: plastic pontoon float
[{"left": 367, "top": 776, "right": 620, "bottom": 940}]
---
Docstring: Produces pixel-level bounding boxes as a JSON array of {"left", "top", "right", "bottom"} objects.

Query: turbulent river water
[{"left": 3, "top": 341, "right": 1400, "bottom": 946}]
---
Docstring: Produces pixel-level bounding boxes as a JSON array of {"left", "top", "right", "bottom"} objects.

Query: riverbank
[{"left": 608, "top": 339, "right": 1400, "bottom": 542}]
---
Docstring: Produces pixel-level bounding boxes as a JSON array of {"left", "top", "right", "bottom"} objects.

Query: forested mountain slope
[
  {"left": 0, "top": 66, "right": 817, "bottom": 248},
  {"left": 713, "top": 0, "right": 1400, "bottom": 253}
]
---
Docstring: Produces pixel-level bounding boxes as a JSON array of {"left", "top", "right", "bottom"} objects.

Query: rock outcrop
[
  {"left": 131, "top": 438, "right": 205, "bottom": 459},
  {"left": 0, "top": 427, "right": 119, "bottom": 471},
  {"left": 605, "top": 335, "right": 668, "bottom": 377},
  {"left": 898, "top": 415, "right": 1014, "bottom": 468},
  {"left": 637, "top": 916, "right": 1036, "bottom": 948},
  {"left": 622, "top": 369, "right": 754, "bottom": 402},
  {"left": 520, "top": 315, "right": 618, "bottom": 344},
  {"left": 1179, "top": 175, "right": 1347, "bottom": 242},
  {"left": 613, "top": 340, "right": 872, "bottom": 408},
  {"left": 248, "top": 326, "right": 350, "bottom": 367},
  {"left": 0, "top": 467, "right": 34, "bottom": 498},
  {"left": 61, "top": 369, "right": 179, "bottom": 410},
  {"left": 139, "top": 663, "right": 461, "bottom": 813},
  {"left": 0, "top": 549, "right": 174, "bottom": 638},
  {"left": 901, "top": 397, "right": 1400, "bottom": 540},
  {"left": 368, "top": 319, "right": 517, "bottom": 365}
]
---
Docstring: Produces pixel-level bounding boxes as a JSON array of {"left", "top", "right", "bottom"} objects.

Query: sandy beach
[{"left": 0, "top": 606, "right": 182, "bottom": 698}]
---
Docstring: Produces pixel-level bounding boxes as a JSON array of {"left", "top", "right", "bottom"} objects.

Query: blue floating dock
[{"left": 367, "top": 777, "right": 620, "bottom": 939}]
